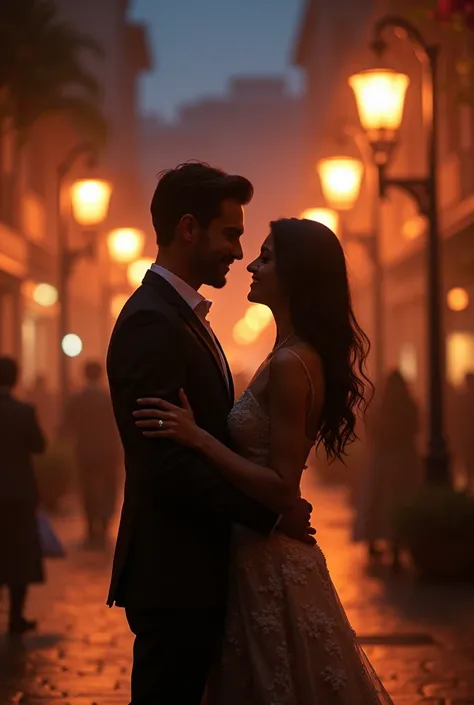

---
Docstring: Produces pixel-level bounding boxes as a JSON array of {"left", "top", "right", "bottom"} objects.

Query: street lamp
[
  {"left": 348, "top": 69, "right": 410, "bottom": 162},
  {"left": 107, "top": 228, "right": 145, "bottom": 264},
  {"left": 57, "top": 142, "right": 112, "bottom": 411},
  {"left": 317, "top": 153, "right": 385, "bottom": 387},
  {"left": 317, "top": 157, "right": 364, "bottom": 211},
  {"left": 70, "top": 179, "right": 112, "bottom": 226},
  {"left": 350, "top": 16, "right": 449, "bottom": 485},
  {"left": 300, "top": 208, "right": 340, "bottom": 238}
]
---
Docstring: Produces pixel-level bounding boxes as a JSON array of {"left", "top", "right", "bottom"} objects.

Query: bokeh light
[
  {"left": 32, "top": 283, "right": 58, "bottom": 307},
  {"left": 233, "top": 319, "right": 260, "bottom": 345},
  {"left": 447, "top": 287, "right": 469, "bottom": 312},
  {"left": 127, "top": 258, "right": 154, "bottom": 288},
  {"left": 70, "top": 179, "right": 112, "bottom": 226},
  {"left": 61, "top": 333, "right": 83, "bottom": 357}
]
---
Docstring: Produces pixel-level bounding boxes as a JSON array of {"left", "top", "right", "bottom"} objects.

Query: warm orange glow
[
  {"left": 32, "top": 282, "right": 58, "bottom": 307},
  {"left": 349, "top": 69, "right": 409, "bottom": 135},
  {"left": 127, "top": 258, "right": 154, "bottom": 288},
  {"left": 300, "top": 208, "right": 340, "bottom": 236},
  {"left": 402, "top": 215, "right": 426, "bottom": 241},
  {"left": 447, "top": 287, "right": 469, "bottom": 312},
  {"left": 70, "top": 179, "right": 112, "bottom": 226},
  {"left": 317, "top": 157, "right": 364, "bottom": 211},
  {"left": 108, "top": 228, "right": 145, "bottom": 263},
  {"left": 110, "top": 293, "right": 129, "bottom": 318},
  {"left": 233, "top": 320, "right": 259, "bottom": 345},
  {"left": 244, "top": 304, "right": 273, "bottom": 331}
]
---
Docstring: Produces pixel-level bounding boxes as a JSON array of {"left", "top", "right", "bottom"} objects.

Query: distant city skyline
[{"left": 130, "top": 0, "right": 303, "bottom": 120}]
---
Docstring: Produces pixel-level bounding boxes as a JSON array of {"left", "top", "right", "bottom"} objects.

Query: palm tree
[{"left": 0, "top": 0, "right": 107, "bottom": 144}]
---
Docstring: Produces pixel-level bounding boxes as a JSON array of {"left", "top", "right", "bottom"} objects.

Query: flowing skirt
[{"left": 208, "top": 527, "right": 393, "bottom": 705}]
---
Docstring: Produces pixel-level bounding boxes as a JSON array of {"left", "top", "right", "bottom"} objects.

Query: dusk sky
[{"left": 130, "top": 0, "right": 303, "bottom": 120}]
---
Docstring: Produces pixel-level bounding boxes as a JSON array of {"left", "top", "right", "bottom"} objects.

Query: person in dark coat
[
  {"left": 0, "top": 356, "right": 46, "bottom": 634},
  {"left": 62, "top": 360, "right": 122, "bottom": 549}
]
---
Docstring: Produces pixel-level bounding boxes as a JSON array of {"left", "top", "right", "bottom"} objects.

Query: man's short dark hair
[
  {"left": 150, "top": 161, "right": 254, "bottom": 246},
  {"left": 0, "top": 356, "right": 18, "bottom": 388},
  {"left": 84, "top": 360, "right": 102, "bottom": 383}
]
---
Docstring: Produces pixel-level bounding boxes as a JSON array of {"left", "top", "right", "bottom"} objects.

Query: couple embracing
[{"left": 106, "top": 162, "right": 393, "bottom": 704}]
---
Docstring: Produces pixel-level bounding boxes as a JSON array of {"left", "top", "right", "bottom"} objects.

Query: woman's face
[{"left": 247, "top": 234, "right": 280, "bottom": 307}]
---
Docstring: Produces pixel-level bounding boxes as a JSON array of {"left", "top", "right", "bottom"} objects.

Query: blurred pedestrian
[
  {"left": 27, "top": 374, "right": 56, "bottom": 440},
  {"left": 0, "top": 356, "right": 46, "bottom": 635},
  {"left": 353, "top": 370, "right": 421, "bottom": 569},
  {"left": 61, "top": 360, "right": 121, "bottom": 549},
  {"left": 457, "top": 372, "right": 474, "bottom": 491}
]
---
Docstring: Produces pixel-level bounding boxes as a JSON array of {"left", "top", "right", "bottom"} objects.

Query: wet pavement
[{"left": 1, "top": 476, "right": 473, "bottom": 704}]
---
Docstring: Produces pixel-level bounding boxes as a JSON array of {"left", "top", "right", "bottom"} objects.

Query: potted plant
[{"left": 395, "top": 486, "right": 474, "bottom": 581}]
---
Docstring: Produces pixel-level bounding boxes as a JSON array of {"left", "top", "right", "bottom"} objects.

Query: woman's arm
[{"left": 134, "top": 348, "right": 321, "bottom": 514}]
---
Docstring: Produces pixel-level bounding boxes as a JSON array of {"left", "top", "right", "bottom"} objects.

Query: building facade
[
  {"left": 292, "top": 0, "right": 474, "bottom": 415},
  {"left": 0, "top": 0, "right": 151, "bottom": 405}
]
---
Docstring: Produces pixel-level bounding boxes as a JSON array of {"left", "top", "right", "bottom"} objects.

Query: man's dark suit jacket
[
  {"left": 0, "top": 391, "right": 45, "bottom": 504},
  {"left": 106, "top": 270, "right": 277, "bottom": 609}
]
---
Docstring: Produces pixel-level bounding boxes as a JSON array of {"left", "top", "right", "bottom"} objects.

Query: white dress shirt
[{"left": 150, "top": 264, "right": 230, "bottom": 390}]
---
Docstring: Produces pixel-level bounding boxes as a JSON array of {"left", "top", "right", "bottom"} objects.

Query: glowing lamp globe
[
  {"left": 349, "top": 69, "right": 409, "bottom": 147},
  {"left": 70, "top": 179, "right": 112, "bottom": 226},
  {"left": 317, "top": 157, "right": 364, "bottom": 212}
]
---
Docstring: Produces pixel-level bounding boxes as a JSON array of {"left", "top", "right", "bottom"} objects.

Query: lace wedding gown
[{"left": 207, "top": 386, "right": 394, "bottom": 705}]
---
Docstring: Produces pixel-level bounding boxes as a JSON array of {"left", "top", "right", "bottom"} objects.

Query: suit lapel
[
  {"left": 212, "top": 333, "right": 235, "bottom": 404},
  {"left": 142, "top": 270, "right": 233, "bottom": 403},
  {"left": 177, "top": 304, "right": 232, "bottom": 400}
]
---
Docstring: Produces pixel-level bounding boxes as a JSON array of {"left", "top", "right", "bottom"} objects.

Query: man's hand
[{"left": 277, "top": 497, "right": 316, "bottom": 545}]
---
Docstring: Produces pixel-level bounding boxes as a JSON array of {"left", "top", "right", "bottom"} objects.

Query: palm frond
[{"left": 0, "top": 0, "right": 106, "bottom": 134}]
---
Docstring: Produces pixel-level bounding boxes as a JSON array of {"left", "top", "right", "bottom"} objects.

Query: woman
[
  {"left": 354, "top": 370, "right": 421, "bottom": 568},
  {"left": 133, "top": 219, "right": 392, "bottom": 704},
  {"left": 0, "top": 356, "right": 46, "bottom": 635}
]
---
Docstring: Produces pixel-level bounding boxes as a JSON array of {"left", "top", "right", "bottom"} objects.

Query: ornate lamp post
[
  {"left": 349, "top": 16, "right": 450, "bottom": 485},
  {"left": 316, "top": 155, "right": 385, "bottom": 386},
  {"left": 57, "top": 142, "right": 112, "bottom": 410}
]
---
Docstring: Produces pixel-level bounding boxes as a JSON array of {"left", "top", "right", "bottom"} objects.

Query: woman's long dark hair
[{"left": 271, "top": 218, "right": 373, "bottom": 461}]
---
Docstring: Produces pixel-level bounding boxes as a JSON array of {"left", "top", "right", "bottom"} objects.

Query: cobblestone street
[{"left": 1, "top": 477, "right": 474, "bottom": 704}]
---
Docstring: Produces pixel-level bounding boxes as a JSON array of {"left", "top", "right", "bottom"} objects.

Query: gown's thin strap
[{"left": 285, "top": 348, "right": 315, "bottom": 414}]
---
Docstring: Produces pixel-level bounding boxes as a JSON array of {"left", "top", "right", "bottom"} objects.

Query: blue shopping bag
[{"left": 37, "top": 511, "right": 66, "bottom": 559}]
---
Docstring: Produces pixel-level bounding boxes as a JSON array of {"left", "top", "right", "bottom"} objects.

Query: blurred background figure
[
  {"left": 0, "top": 356, "right": 46, "bottom": 635},
  {"left": 457, "top": 373, "right": 474, "bottom": 492},
  {"left": 61, "top": 360, "right": 122, "bottom": 550},
  {"left": 353, "top": 370, "right": 421, "bottom": 570},
  {"left": 27, "top": 374, "right": 57, "bottom": 442}
]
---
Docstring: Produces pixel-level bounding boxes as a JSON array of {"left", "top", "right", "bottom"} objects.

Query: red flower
[{"left": 436, "top": 0, "right": 474, "bottom": 27}]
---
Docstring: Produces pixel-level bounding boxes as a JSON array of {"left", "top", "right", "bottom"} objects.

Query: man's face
[{"left": 193, "top": 198, "right": 244, "bottom": 288}]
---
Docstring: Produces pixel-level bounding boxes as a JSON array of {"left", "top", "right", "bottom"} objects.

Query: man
[
  {"left": 62, "top": 361, "right": 121, "bottom": 549},
  {"left": 0, "top": 356, "right": 46, "bottom": 634},
  {"left": 106, "top": 162, "right": 314, "bottom": 704}
]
